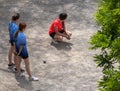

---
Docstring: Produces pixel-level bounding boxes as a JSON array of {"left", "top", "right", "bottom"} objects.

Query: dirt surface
[{"left": 0, "top": 0, "right": 102, "bottom": 91}]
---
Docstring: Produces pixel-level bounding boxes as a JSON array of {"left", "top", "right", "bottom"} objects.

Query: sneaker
[
  {"left": 29, "top": 76, "right": 39, "bottom": 81},
  {"left": 8, "top": 63, "right": 14, "bottom": 69},
  {"left": 52, "top": 39, "right": 58, "bottom": 44}
]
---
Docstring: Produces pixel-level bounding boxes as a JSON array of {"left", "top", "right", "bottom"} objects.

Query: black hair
[
  {"left": 59, "top": 13, "right": 67, "bottom": 20},
  {"left": 12, "top": 13, "right": 20, "bottom": 21}
]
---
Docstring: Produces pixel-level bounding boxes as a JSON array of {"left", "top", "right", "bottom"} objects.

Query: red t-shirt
[{"left": 48, "top": 18, "right": 63, "bottom": 34}]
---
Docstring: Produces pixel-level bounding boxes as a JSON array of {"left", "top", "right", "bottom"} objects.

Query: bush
[{"left": 89, "top": 0, "right": 120, "bottom": 91}]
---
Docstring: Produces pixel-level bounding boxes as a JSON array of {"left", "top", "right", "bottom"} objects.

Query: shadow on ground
[
  {"left": 0, "top": 68, "right": 12, "bottom": 73},
  {"left": 0, "top": 68, "right": 34, "bottom": 90},
  {"left": 14, "top": 73, "right": 34, "bottom": 91}
]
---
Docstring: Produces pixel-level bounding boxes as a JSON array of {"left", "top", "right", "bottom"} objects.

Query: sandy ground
[{"left": 0, "top": 0, "right": 102, "bottom": 91}]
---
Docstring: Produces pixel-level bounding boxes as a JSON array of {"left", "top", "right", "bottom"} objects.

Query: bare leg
[
  {"left": 8, "top": 46, "right": 14, "bottom": 64},
  {"left": 54, "top": 34, "right": 63, "bottom": 41},
  {"left": 16, "top": 56, "right": 22, "bottom": 74},
  {"left": 23, "top": 58, "right": 38, "bottom": 81},
  {"left": 63, "top": 31, "right": 72, "bottom": 40},
  {"left": 23, "top": 58, "right": 31, "bottom": 78},
  {"left": 14, "top": 54, "right": 17, "bottom": 69}
]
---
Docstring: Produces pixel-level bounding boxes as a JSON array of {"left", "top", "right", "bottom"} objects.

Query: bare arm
[
  {"left": 13, "top": 42, "right": 17, "bottom": 55},
  {"left": 62, "top": 21, "right": 66, "bottom": 31},
  {"left": 17, "top": 46, "right": 23, "bottom": 56},
  {"left": 62, "top": 21, "right": 71, "bottom": 39},
  {"left": 54, "top": 26, "right": 68, "bottom": 37},
  {"left": 13, "top": 43, "right": 16, "bottom": 51},
  {"left": 62, "top": 21, "right": 68, "bottom": 35}
]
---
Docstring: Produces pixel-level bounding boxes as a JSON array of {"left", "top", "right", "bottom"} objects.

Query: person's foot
[
  {"left": 29, "top": 76, "right": 39, "bottom": 81},
  {"left": 52, "top": 39, "right": 58, "bottom": 44},
  {"left": 8, "top": 63, "right": 15, "bottom": 69}
]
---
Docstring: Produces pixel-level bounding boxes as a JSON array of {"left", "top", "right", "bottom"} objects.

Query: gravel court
[{"left": 0, "top": 0, "right": 102, "bottom": 91}]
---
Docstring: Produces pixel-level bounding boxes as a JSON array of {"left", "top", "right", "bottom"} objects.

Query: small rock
[{"left": 43, "top": 61, "right": 46, "bottom": 64}]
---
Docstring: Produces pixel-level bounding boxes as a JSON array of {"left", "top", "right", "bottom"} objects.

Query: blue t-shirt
[
  {"left": 16, "top": 32, "right": 28, "bottom": 57},
  {"left": 8, "top": 21, "right": 18, "bottom": 42}
]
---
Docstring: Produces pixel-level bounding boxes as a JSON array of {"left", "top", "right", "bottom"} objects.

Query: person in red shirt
[{"left": 48, "top": 13, "right": 72, "bottom": 43}]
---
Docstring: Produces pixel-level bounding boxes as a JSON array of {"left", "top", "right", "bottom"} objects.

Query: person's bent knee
[{"left": 54, "top": 36, "right": 63, "bottom": 41}]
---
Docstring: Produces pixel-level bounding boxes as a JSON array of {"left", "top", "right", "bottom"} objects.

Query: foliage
[
  {"left": 89, "top": 0, "right": 120, "bottom": 91},
  {"left": 98, "top": 69, "right": 120, "bottom": 91}
]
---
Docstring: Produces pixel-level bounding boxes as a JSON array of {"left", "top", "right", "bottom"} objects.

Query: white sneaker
[
  {"left": 29, "top": 76, "right": 39, "bottom": 81},
  {"left": 52, "top": 39, "right": 58, "bottom": 44}
]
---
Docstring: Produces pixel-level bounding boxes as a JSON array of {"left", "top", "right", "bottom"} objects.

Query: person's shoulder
[
  {"left": 13, "top": 22, "right": 18, "bottom": 26},
  {"left": 12, "top": 22, "right": 18, "bottom": 29},
  {"left": 8, "top": 21, "right": 12, "bottom": 25},
  {"left": 53, "top": 18, "right": 60, "bottom": 24},
  {"left": 55, "top": 18, "right": 60, "bottom": 22},
  {"left": 19, "top": 32, "right": 24, "bottom": 35},
  {"left": 18, "top": 32, "right": 25, "bottom": 39},
  {"left": 20, "top": 32, "right": 26, "bottom": 37}
]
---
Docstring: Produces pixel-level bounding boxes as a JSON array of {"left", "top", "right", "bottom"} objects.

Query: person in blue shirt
[
  {"left": 8, "top": 13, "right": 20, "bottom": 69},
  {"left": 14, "top": 22, "right": 38, "bottom": 81}
]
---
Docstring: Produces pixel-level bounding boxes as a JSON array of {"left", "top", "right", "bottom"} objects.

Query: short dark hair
[
  {"left": 12, "top": 13, "right": 20, "bottom": 21},
  {"left": 59, "top": 13, "right": 67, "bottom": 20}
]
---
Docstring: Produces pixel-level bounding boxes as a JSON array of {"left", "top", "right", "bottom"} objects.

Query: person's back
[
  {"left": 16, "top": 31, "right": 28, "bottom": 58},
  {"left": 8, "top": 21, "right": 18, "bottom": 43},
  {"left": 49, "top": 18, "right": 62, "bottom": 34},
  {"left": 16, "top": 32, "right": 26, "bottom": 48}
]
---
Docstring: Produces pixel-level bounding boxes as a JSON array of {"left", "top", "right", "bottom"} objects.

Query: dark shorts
[
  {"left": 16, "top": 49, "right": 29, "bottom": 59},
  {"left": 10, "top": 40, "right": 14, "bottom": 46},
  {"left": 19, "top": 54, "right": 29, "bottom": 59},
  {"left": 49, "top": 30, "right": 65, "bottom": 39}
]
